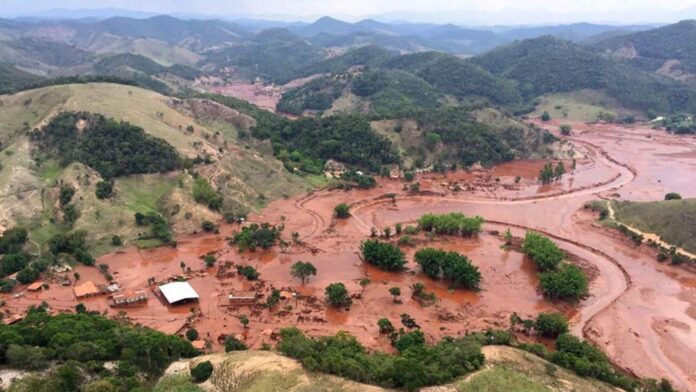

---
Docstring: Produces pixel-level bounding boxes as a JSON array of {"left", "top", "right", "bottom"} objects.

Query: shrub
[
  {"left": 16, "top": 267, "right": 39, "bottom": 284},
  {"left": 59, "top": 185, "right": 75, "bottom": 206},
  {"left": 522, "top": 232, "right": 564, "bottom": 271},
  {"left": 224, "top": 335, "right": 248, "bottom": 352},
  {"left": 397, "top": 235, "right": 415, "bottom": 246},
  {"left": 325, "top": 283, "right": 351, "bottom": 307},
  {"left": 394, "top": 329, "right": 425, "bottom": 352},
  {"left": 236, "top": 265, "right": 259, "bottom": 280},
  {"left": 559, "top": 124, "right": 572, "bottom": 135},
  {"left": 185, "top": 329, "right": 199, "bottom": 341},
  {"left": 203, "top": 255, "right": 216, "bottom": 267},
  {"left": 95, "top": 180, "right": 114, "bottom": 199},
  {"left": 110, "top": 235, "right": 122, "bottom": 246},
  {"left": 534, "top": 313, "right": 569, "bottom": 338},
  {"left": 541, "top": 111, "right": 551, "bottom": 121},
  {"left": 664, "top": 192, "right": 682, "bottom": 200},
  {"left": 334, "top": 203, "right": 350, "bottom": 218},
  {"left": 190, "top": 361, "right": 213, "bottom": 383},
  {"left": 539, "top": 264, "right": 588, "bottom": 301},
  {"left": 192, "top": 177, "right": 223, "bottom": 211},
  {"left": 201, "top": 220, "right": 216, "bottom": 232},
  {"left": 377, "top": 318, "right": 395, "bottom": 334}
]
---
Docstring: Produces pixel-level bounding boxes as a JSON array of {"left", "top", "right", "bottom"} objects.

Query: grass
[
  {"left": 153, "top": 375, "right": 204, "bottom": 392},
  {"left": 613, "top": 198, "right": 696, "bottom": 254},
  {"left": 458, "top": 365, "right": 550, "bottom": 392},
  {"left": 532, "top": 90, "right": 622, "bottom": 122}
]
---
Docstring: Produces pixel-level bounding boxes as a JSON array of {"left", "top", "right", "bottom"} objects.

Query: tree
[
  {"left": 75, "top": 303, "right": 87, "bottom": 313},
  {"left": 522, "top": 232, "right": 564, "bottom": 272},
  {"left": 73, "top": 272, "right": 80, "bottom": 281},
  {"left": 559, "top": 124, "right": 572, "bottom": 135},
  {"left": 359, "top": 239, "right": 406, "bottom": 271},
  {"left": 16, "top": 268, "right": 39, "bottom": 284},
  {"left": 539, "top": 264, "right": 588, "bottom": 301},
  {"left": 334, "top": 203, "right": 350, "bottom": 219},
  {"left": 541, "top": 111, "right": 551, "bottom": 121},
  {"left": 203, "top": 254, "right": 216, "bottom": 267},
  {"left": 389, "top": 287, "right": 401, "bottom": 303},
  {"left": 59, "top": 185, "right": 75, "bottom": 207},
  {"left": 554, "top": 162, "right": 565, "bottom": 179},
  {"left": 190, "top": 361, "right": 213, "bottom": 383},
  {"left": 377, "top": 318, "right": 394, "bottom": 334},
  {"left": 414, "top": 248, "right": 481, "bottom": 290},
  {"left": 186, "top": 329, "right": 199, "bottom": 341},
  {"left": 395, "top": 330, "right": 425, "bottom": 352},
  {"left": 110, "top": 235, "right": 122, "bottom": 246},
  {"left": 664, "top": 192, "right": 682, "bottom": 200},
  {"left": 534, "top": 313, "right": 568, "bottom": 338},
  {"left": 290, "top": 261, "right": 317, "bottom": 284},
  {"left": 538, "top": 162, "right": 554, "bottom": 184},
  {"left": 325, "top": 283, "right": 351, "bottom": 307},
  {"left": 239, "top": 315, "right": 249, "bottom": 329}
]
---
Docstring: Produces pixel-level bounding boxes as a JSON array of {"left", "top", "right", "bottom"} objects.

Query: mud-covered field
[{"left": 3, "top": 121, "right": 696, "bottom": 390}]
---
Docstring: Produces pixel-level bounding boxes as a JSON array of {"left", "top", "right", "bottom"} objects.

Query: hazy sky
[{"left": 4, "top": 0, "right": 696, "bottom": 24}]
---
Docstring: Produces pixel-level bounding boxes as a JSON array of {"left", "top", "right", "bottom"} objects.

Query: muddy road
[{"left": 3, "top": 121, "right": 696, "bottom": 390}]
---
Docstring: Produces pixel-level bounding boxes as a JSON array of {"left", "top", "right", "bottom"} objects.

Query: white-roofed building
[{"left": 158, "top": 281, "right": 199, "bottom": 305}]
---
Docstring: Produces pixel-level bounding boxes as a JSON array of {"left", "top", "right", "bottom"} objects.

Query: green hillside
[
  {"left": 594, "top": 20, "right": 696, "bottom": 77},
  {"left": 0, "top": 63, "right": 43, "bottom": 93},
  {"left": 613, "top": 198, "right": 696, "bottom": 254},
  {"left": 0, "top": 83, "right": 312, "bottom": 254},
  {"left": 473, "top": 36, "right": 696, "bottom": 115}
]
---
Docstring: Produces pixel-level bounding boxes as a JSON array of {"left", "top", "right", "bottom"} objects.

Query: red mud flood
[{"left": 3, "top": 120, "right": 696, "bottom": 389}]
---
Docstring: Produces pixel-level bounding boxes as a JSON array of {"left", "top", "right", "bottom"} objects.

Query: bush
[
  {"left": 359, "top": 239, "right": 406, "bottom": 271},
  {"left": 539, "top": 264, "right": 588, "bottom": 301},
  {"left": 377, "top": 318, "right": 395, "bottom": 334},
  {"left": 95, "top": 180, "right": 114, "bottom": 199},
  {"left": 664, "top": 192, "right": 682, "bottom": 200},
  {"left": 417, "top": 213, "right": 483, "bottom": 236},
  {"left": 534, "top": 313, "right": 569, "bottom": 338},
  {"left": 192, "top": 177, "right": 223, "bottom": 211},
  {"left": 394, "top": 329, "right": 425, "bottom": 352},
  {"left": 559, "top": 124, "right": 572, "bottom": 135},
  {"left": 224, "top": 335, "right": 248, "bottom": 352},
  {"left": 201, "top": 220, "right": 216, "bottom": 232},
  {"left": 110, "top": 235, "right": 122, "bottom": 246},
  {"left": 59, "top": 185, "right": 75, "bottom": 206},
  {"left": 236, "top": 265, "right": 259, "bottom": 280},
  {"left": 334, "top": 203, "right": 350, "bottom": 218},
  {"left": 325, "top": 283, "right": 352, "bottom": 307},
  {"left": 522, "top": 232, "right": 564, "bottom": 271},
  {"left": 16, "top": 267, "right": 39, "bottom": 284},
  {"left": 414, "top": 248, "right": 481, "bottom": 290},
  {"left": 185, "top": 329, "right": 199, "bottom": 341},
  {"left": 190, "top": 361, "right": 213, "bottom": 383}
]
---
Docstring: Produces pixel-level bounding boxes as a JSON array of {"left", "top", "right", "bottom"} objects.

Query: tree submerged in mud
[
  {"left": 290, "top": 261, "right": 317, "bottom": 284},
  {"left": 414, "top": 248, "right": 481, "bottom": 290},
  {"left": 325, "top": 282, "right": 352, "bottom": 308},
  {"left": 359, "top": 239, "right": 407, "bottom": 271},
  {"left": 230, "top": 222, "right": 281, "bottom": 252},
  {"left": 417, "top": 213, "right": 483, "bottom": 236}
]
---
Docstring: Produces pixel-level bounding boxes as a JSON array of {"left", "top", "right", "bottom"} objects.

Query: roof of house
[
  {"left": 26, "top": 281, "right": 44, "bottom": 291},
  {"left": 159, "top": 281, "right": 199, "bottom": 304},
  {"left": 74, "top": 281, "right": 100, "bottom": 298},
  {"left": 228, "top": 290, "right": 257, "bottom": 299}
]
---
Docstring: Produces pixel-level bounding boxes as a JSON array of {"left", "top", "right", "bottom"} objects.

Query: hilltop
[{"left": 0, "top": 83, "right": 312, "bottom": 254}]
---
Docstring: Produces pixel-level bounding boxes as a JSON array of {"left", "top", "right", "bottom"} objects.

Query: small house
[
  {"left": 111, "top": 290, "right": 148, "bottom": 307},
  {"left": 74, "top": 281, "right": 100, "bottom": 299},
  {"left": 26, "top": 281, "right": 45, "bottom": 292},
  {"left": 228, "top": 291, "right": 257, "bottom": 306}
]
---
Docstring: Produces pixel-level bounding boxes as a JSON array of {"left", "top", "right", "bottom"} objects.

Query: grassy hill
[
  {"left": 158, "top": 346, "right": 621, "bottom": 392},
  {"left": 0, "top": 83, "right": 312, "bottom": 254},
  {"left": 613, "top": 198, "right": 696, "bottom": 254}
]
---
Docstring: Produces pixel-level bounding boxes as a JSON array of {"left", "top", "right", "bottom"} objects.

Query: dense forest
[
  {"left": 31, "top": 112, "right": 181, "bottom": 179},
  {"left": 0, "top": 306, "right": 197, "bottom": 391}
]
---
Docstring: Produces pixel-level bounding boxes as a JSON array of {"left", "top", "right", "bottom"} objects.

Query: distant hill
[
  {"left": 473, "top": 36, "right": 696, "bottom": 115},
  {"left": 593, "top": 20, "right": 696, "bottom": 82},
  {"left": 0, "top": 62, "right": 43, "bottom": 93}
]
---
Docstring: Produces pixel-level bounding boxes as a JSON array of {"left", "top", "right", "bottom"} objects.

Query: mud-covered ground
[{"left": 3, "top": 120, "right": 696, "bottom": 390}]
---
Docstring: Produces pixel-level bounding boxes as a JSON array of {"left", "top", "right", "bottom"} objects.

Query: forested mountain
[
  {"left": 473, "top": 36, "right": 696, "bottom": 114},
  {"left": 0, "top": 62, "right": 43, "bottom": 93},
  {"left": 593, "top": 20, "right": 696, "bottom": 81}
]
